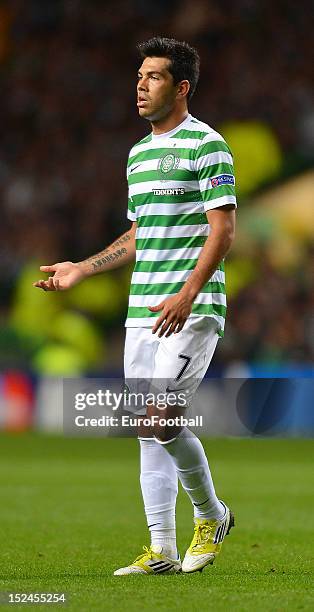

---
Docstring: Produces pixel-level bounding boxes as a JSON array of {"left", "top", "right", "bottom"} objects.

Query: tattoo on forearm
[
  {"left": 84, "top": 232, "right": 132, "bottom": 271},
  {"left": 100, "top": 233, "right": 131, "bottom": 256},
  {"left": 92, "top": 247, "right": 127, "bottom": 270},
  {"left": 113, "top": 234, "right": 130, "bottom": 247}
]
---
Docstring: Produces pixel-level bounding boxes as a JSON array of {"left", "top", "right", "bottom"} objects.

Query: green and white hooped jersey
[{"left": 125, "top": 114, "right": 237, "bottom": 336}]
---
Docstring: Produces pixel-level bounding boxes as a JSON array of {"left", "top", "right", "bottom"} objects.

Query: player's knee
[
  {"left": 153, "top": 424, "right": 183, "bottom": 443},
  {"left": 146, "top": 404, "right": 185, "bottom": 442}
]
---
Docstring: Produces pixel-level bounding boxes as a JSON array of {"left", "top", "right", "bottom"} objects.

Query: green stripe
[
  {"left": 170, "top": 129, "right": 209, "bottom": 140},
  {"left": 135, "top": 258, "right": 199, "bottom": 272},
  {"left": 130, "top": 281, "right": 226, "bottom": 296},
  {"left": 129, "top": 163, "right": 234, "bottom": 186},
  {"left": 128, "top": 168, "right": 196, "bottom": 185},
  {"left": 198, "top": 163, "right": 234, "bottom": 179},
  {"left": 132, "top": 191, "right": 202, "bottom": 206},
  {"left": 137, "top": 134, "right": 152, "bottom": 145},
  {"left": 127, "top": 304, "right": 227, "bottom": 318},
  {"left": 197, "top": 140, "right": 232, "bottom": 157},
  {"left": 129, "top": 148, "right": 193, "bottom": 165},
  {"left": 191, "top": 303, "right": 226, "bottom": 316},
  {"left": 134, "top": 259, "right": 225, "bottom": 273},
  {"left": 128, "top": 197, "right": 135, "bottom": 214},
  {"left": 128, "top": 141, "right": 229, "bottom": 166},
  {"left": 135, "top": 236, "right": 206, "bottom": 250},
  {"left": 201, "top": 185, "right": 236, "bottom": 200},
  {"left": 138, "top": 212, "right": 207, "bottom": 227},
  {"left": 192, "top": 303, "right": 226, "bottom": 316}
]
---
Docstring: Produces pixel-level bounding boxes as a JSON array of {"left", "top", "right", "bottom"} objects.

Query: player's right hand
[{"left": 33, "top": 262, "right": 84, "bottom": 291}]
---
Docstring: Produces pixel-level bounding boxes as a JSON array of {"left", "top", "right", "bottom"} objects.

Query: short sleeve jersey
[{"left": 125, "top": 114, "right": 237, "bottom": 336}]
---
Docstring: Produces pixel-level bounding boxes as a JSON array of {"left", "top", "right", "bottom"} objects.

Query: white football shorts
[{"left": 124, "top": 316, "right": 219, "bottom": 415}]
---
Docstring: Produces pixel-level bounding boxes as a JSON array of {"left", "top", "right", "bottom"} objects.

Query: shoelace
[
  {"left": 133, "top": 545, "right": 154, "bottom": 564},
  {"left": 192, "top": 523, "right": 216, "bottom": 550}
]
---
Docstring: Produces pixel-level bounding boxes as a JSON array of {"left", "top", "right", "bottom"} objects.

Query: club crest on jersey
[
  {"left": 157, "top": 150, "right": 180, "bottom": 179},
  {"left": 210, "top": 174, "right": 235, "bottom": 188}
]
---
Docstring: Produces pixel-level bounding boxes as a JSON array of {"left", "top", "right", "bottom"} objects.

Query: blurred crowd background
[{"left": 0, "top": 0, "right": 313, "bottom": 387}]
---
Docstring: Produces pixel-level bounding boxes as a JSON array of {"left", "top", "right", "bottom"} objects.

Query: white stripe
[
  {"left": 125, "top": 313, "right": 226, "bottom": 329},
  {"left": 129, "top": 139, "right": 192, "bottom": 156},
  {"left": 131, "top": 269, "right": 225, "bottom": 285},
  {"left": 131, "top": 269, "right": 193, "bottom": 284},
  {"left": 179, "top": 291, "right": 226, "bottom": 306},
  {"left": 136, "top": 225, "right": 209, "bottom": 239},
  {"left": 188, "top": 122, "right": 224, "bottom": 137},
  {"left": 200, "top": 131, "right": 226, "bottom": 145},
  {"left": 129, "top": 116, "right": 225, "bottom": 157},
  {"left": 128, "top": 293, "right": 226, "bottom": 307},
  {"left": 176, "top": 118, "right": 220, "bottom": 134},
  {"left": 129, "top": 179, "right": 199, "bottom": 197},
  {"left": 130, "top": 135, "right": 213, "bottom": 157},
  {"left": 128, "top": 157, "right": 197, "bottom": 175},
  {"left": 210, "top": 269, "right": 225, "bottom": 283},
  {"left": 129, "top": 159, "right": 157, "bottom": 174},
  {"left": 203, "top": 195, "right": 237, "bottom": 211},
  {"left": 128, "top": 159, "right": 153, "bottom": 175},
  {"left": 128, "top": 150, "right": 229, "bottom": 176},
  {"left": 134, "top": 201, "right": 205, "bottom": 217},
  {"left": 125, "top": 317, "right": 156, "bottom": 326},
  {"left": 130, "top": 130, "right": 225, "bottom": 157},
  {"left": 136, "top": 246, "right": 203, "bottom": 262},
  {"left": 129, "top": 294, "right": 173, "bottom": 307},
  {"left": 197, "top": 151, "right": 233, "bottom": 169}
]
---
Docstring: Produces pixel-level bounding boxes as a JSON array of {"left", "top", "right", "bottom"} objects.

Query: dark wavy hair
[{"left": 137, "top": 36, "right": 200, "bottom": 99}]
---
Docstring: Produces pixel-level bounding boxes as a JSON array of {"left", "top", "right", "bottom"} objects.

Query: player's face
[{"left": 137, "top": 57, "right": 178, "bottom": 122}]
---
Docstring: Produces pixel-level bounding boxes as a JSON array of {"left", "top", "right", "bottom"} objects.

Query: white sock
[
  {"left": 139, "top": 438, "right": 178, "bottom": 558},
  {"left": 157, "top": 428, "right": 225, "bottom": 521}
]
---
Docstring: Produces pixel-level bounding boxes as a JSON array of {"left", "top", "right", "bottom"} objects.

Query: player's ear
[{"left": 176, "top": 80, "right": 190, "bottom": 99}]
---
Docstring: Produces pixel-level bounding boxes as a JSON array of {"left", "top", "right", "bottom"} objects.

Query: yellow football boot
[
  {"left": 114, "top": 544, "right": 181, "bottom": 576},
  {"left": 182, "top": 503, "right": 234, "bottom": 573}
]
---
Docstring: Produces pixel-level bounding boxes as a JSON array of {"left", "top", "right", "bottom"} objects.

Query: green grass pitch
[{"left": 0, "top": 434, "right": 313, "bottom": 611}]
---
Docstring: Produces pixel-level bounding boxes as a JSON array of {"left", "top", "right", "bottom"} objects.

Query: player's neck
[{"left": 151, "top": 108, "right": 189, "bottom": 135}]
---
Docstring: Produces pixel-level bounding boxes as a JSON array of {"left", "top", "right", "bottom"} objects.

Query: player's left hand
[{"left": 149, "top": 293, "right": 193, "bottom": 338}]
